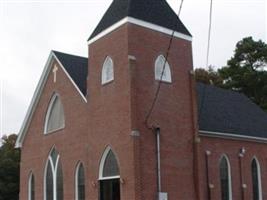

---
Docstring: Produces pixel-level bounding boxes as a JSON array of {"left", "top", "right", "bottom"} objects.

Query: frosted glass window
[
  {"left": 220, "top": 156, "right": 232, "bottom": 200},
  {"left": 103, "top": 150, "right": 119, "bottom": 178},
  {"left": 75, "top": 163, "right": 85, "bottom": 200},
  {"left": 44, "top": 148, "right": 64, "bottom": 200},
  {"left": 28, "top": 173, "right": 35, "bottom": 200},
  {"left": 252, "top": 158, "right": 262, "bottom": 200},
  {"left": 155, "top": 55, "right": 172, "bottom": 83},
  {"left": 101, "top": 57, "right": 114, "bottom": 84},
  {"left": 45, "top": 94, "right": 65, "bottom": 133}
]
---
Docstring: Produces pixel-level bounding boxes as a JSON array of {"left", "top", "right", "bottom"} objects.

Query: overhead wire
[
  {"left": 144, "top": 0, "right": 185, "bottom": 128},
  {"left": 199, "top": 0, "right": 214, "bottom": 119},
  {"left": 206, "top": 0, "right": 213, "bottom": 68}
]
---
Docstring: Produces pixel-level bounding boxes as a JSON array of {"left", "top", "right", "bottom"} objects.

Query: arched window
[
  {"left": 219, "top": 155, "right": 232, "bottom": 200},
  {"left": 155, "top": 55, "right": 172, "bottom": 83},
  {"left": 99, "top": 147, "right": 120, "bottom": 200},
  {"left": 75, "top": 162, "right": 85, "bottom": 200},
  {"left": 251, "top": 158, "right": 262, "bottom": 200},
  {"left": 44, "top": 148, "right": 64, "bottom": 200},
  {"left": 102, "top": 57, "right": 114, "bottom": 85},
  {"left": 44, "top": 94, "right": 65, "bottom": 134},
  {"left": 28, "top": 173, "right": 35, "bottom": 200}
]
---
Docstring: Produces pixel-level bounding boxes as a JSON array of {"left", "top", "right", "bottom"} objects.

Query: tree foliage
[
  {"left": 195, "top": 37, "right": 267, "bottom": 111},
  {"left": 218, "top": 37, "right": 267, "bottom": 110},
  {"left": 194, "top": 66, "right": 223, "bottom": 86},
  {"left": 0, "top": 134, "right": 20, "bottom": 200}
]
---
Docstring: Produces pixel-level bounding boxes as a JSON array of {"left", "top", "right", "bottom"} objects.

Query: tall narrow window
[
  {"left": 102, "top": 57, "right": 114, "bottom": 85},
  {"left": 44, "top": 94, "right": 65, "bottom": 134},
  {"left": 220, "top": 155, "right": 232, "bottom": 200},
  {"left": 75, "top": 162, "right": 85, "bottom": 200},
  {"left": 99, "top": 147, "right": 120, "bottom": 200},
  {"left": 155, "top": 55, "right": 172, "bottom": 83},
  {"left": 44, "top": 148, "right": 64, "bottom": 200},
  {"left": 28, "top": 173, "right": 35, "bottom": 200},
  {"left": 252, "top": 158, "right": 262, "bottom": 200}
]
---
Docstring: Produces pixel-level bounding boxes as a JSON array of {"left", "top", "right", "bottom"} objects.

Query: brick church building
[{"left": 16, "top": 0, "right": 267, "bottom": 200}]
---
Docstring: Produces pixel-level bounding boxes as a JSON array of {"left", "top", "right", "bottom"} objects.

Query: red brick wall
[
  {"left": 127, "top": 23, "right": 196, "bottom": 199},
  {"left": 198, "top": 136, "right": 267, "bottom": 200},
  {"left": 19, "top": 22, "right": 197, "bottom": 200}
]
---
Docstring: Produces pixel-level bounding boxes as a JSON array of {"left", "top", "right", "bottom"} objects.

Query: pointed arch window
[
  {"left": 155, "top": 55, "right": 172, "bottom": 83},
  {"left": 219, "top": 155, "right": 232, "bottom": 200},
  {"left": 28, "top": 173, "right": 35, "bottom": 200},
  {"left": 102, "top": 57, "right": 114, "bottom": 85},
  {"left": 99, "top": 147, "right": 120, "bottom": 200},
  {"left": 252, "top": 158, "right": 262, "bottom": 200},
  {"left": 44, "top": 94, "right": 65, "bottom": 134},
  {"left": 44, "top": 148, "right": 64, "bottom": 200},
  {"left": 75, "top": 162, "right": 85, "bottom": 200}
]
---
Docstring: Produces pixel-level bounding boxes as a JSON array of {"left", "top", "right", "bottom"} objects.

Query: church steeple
[{"left": 88, "top": 0, "right": 191, "bottom": 41}]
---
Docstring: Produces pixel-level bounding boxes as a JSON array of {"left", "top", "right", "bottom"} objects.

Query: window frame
[
  {"left": 251, "top": 157, "right": 263, "bottom": 200},
  {"left": 99, "top": 146, "right": 120, "bottom": 180},
  {"left": 219, "top": 154, "right": 232, "bottom": 200},
  {"left": 154, "top": 55, "right": 172, "bottom": 83},
  {"left": 101, "top": 56, "right": 114, "bottom": 85},
  {"left": 75, "top": 162, "right": 85, "bottom": 200},
  {"left": 44, "top": 93, "right": 65, "bottom": 134},
  {"left": 28, "top": 172, "right": 35, "bottom": 200},
  {"left": 44, "top": 148, "right": 63, "bottom": 200}
]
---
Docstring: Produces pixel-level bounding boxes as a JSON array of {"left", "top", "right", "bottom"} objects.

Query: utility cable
[
  {"left": 145, "top": 0, "right": 185, "bottom": 128},
  {"left": 206, "top": 0, "right": 213, "bottom": 68}
]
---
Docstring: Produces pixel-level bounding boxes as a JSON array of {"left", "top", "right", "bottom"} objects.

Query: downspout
[{"left": 155, "top": 127, "right": 161, "bottom": 198}]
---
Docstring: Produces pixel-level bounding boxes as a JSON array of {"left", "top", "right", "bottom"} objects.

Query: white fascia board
[
  {"left": 15, "top": 52, "right": 54, "bottom": 148},
  {"left": 88, "top": 17, "right": 192, "bottom": 45},
  {"left": 15, "top": 51, "right": 87, "bottom": 148},
  {"left": 199, "top": 130, "right": 267, "bottom": 144}
]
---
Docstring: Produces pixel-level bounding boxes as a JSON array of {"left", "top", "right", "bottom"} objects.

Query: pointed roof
[
  {"left": 88, "top": 0, "right": 191, "bottom": 40},
  {"left": 53, "top": 51, "right": 88, "bottom": 96}
]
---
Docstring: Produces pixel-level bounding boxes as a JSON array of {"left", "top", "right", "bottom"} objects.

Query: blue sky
[{"left": 0, "top": 0, "right": 266, "bottom": 137}]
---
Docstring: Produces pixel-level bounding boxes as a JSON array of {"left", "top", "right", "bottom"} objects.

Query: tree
[
  {"left": 194, "top": 66, "right": 223, "bottom": 86},
  {"left": 0, "top": 134, "right": 20, "bottom": 200},
  {"left": 218, "top": 37, "right": 267, "bottom": 111}
]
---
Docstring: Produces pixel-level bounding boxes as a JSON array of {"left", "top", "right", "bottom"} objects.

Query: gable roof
[
  {"left": 16, "top": 51, "right": 267, "bottom": 147},
  {"left": 197, "top": 83, "right": 267, "bottom": 139},
  {"left": 53, "top": 51, "right": 88, "bottom": 95},
  {"left": 89, "top": 0, "right": 191, "bottom": 40},
  {"left": 15, "top": 51, "right": 87, "bottom": 148}
]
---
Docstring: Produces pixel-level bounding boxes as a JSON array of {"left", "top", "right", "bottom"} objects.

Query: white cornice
[
  {"left": 199, "top": 130, "right": 267, "bottom": 144},
  {"left": 88, "top": 17, "right": 192, "bottom": 45}
]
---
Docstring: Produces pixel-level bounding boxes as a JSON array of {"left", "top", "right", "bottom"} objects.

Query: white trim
[
  {"left": 99, "top": 146, "right": 120, "bottom": 180},
  {"left": 252, "top": 157, "right": 263, "bottom": 200},
  {"left": 88, "top": 16, "right": 192, "bottom": 45},
  {"left": 15, "top": 51, "right": 87, "bottom": 148},
  {"left": 28, "top": 172, "right": 34, "bottom": 200},
  {"left": 199, "top": 130, "right": 267, "bottom": 144},
  {"left": 98, "top": 176, "right": 120, "bottom": 181},
  {"left": 219, "top": 155, "right": 232, "bottom": 200},
  {"left": 44, "top": 93, "right": 65, "bottom": 134},
  {"left": 75, "top": 162, "right": 85, "bottom": 200},
  {"left": 44, "top": 148, "right": 61, "bottom": 200}
]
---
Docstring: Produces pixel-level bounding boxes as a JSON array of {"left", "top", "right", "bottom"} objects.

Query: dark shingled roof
[
  {"left": 53, "top": 51, "right": 88, "bottom": 96},
  {"left": 88, "top": 0, "right": 191, "bottom": 40},
  {"left": 52, "top": 51, "right": 267, "bottom": 139},
  {"left": 197, "top": 83, "right": 267, "bottom": 138}
]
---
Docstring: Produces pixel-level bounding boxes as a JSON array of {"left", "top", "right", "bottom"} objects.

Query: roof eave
[{"left": 87, "top": 17, "right": 192, "bottom": 45}]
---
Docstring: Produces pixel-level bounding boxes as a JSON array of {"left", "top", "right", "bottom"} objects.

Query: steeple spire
[{"left": 88, "top": 0, "right": 191, "bottom": 40}]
